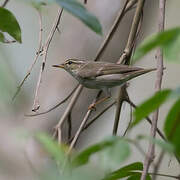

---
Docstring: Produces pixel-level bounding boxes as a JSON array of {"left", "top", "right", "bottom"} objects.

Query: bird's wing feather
[{"left": 77, "top": 62, "right": 143, "bottom": 78}]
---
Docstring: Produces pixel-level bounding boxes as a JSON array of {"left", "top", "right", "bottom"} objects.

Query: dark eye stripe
[{"left": 65, "top": 59, "right": 84, "bottom": 65}]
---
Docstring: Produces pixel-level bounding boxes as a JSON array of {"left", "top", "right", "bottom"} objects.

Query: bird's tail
[{"left": 124, "top": 68, "right": 159, "bottom": 82}]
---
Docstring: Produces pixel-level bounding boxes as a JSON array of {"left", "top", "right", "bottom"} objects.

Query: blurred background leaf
[
  {"left": 35, "top": 132, "right": 68, "bottom": 164},
  {"left": 164, "top": 98, "right": 180, "bottom": 157},
  {"left": 99, "top": 139, "right": 130, "bottom": 170},
  {"left": 0, "top": 32, "right": 5, "bottom": 42},
  {"left": 72, "top": 137, "right": 130, "bottom": 168},
  {"left": 55, "top": 0, "right": 102, "bottom": 35},
  {"left": 137, "top": 135, "right": 175, "bottom": 154},
  {"left": 0, "top": 7, "right": 21, "bottom": 43},
  {"left": 133, "top": 27, "right": 180, "bottom": 61},
  {"left": 132, "top": 89, "right": 171, "bottom": 127}
]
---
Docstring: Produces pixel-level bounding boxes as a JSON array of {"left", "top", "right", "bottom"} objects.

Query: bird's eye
[{"left": 67, "top": 61, "right": 72, "bottom": 65}]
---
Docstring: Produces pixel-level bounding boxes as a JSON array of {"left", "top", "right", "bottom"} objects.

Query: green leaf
[
  {"left": 0, "top": 32, "right": 5, "bottom": 42},
  {"left": 127, "top": 173, "right": 151, "bottom": 180},
  {"left": 133, "top": 27, "right": 180, "bottom": 61},
  {"left": 163, "top": 32, "right": 180, "bottom": 61},
  {"left": 72, "top": 137, "right": 130, "bottom": 168},
  {"left": 137, "top": 135, "right": 175, "bottom": 154},
  {"left": 0, "top": 7, "right": 21, "bottom": 43},
  {"left": 103, "top": 162, "right": 152, "bottom": 180},
  {"left": 35, "top": 132, "right": 67, "bottom": 164},
  {"left": 103, "top": 162, "right": 147, "bottom": 180},
  {"left": 164, "top": 98, "right": 180, "bottom": 157},
  {"left": 99, "top": 139, "right": 130, "bottom": 170},
  {"left": 132, "top": 89, "right": 171, "bottom": 127},
  {"left": 55, "top": 0, "right": 102, "bottom": 35},
  {"left": 72, "top": 137, "right": 117, "bottom": 167}
]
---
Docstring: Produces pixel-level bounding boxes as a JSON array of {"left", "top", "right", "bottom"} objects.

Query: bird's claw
[{"left": 88, "top": 103, "right": 96, "bottom": 111}]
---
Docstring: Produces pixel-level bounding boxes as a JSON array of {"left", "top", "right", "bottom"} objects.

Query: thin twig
[
  {"left": 148, "top": 172, "right": 180, "bottom": 179},
  {"left": 94, "top": 0, "right": 134, "bottom": 61},
  {"left": 67, "top": 111, "right": 72, "bottom": 141},
  {"left": 123, "top": 102, "right": 133, "bottom": 136},
  {"left": 25, "top": 84, "right": 78, "bottom": 117},
  {"left": 68, "top": 91, "right": 102, "bottom": 153},
  {"left": 32, "top": 8, "right": 63, "bottom": 112},
  {"left": 113, "top": 85, "right": 127, "bottom": 135},
  {"left": 141, "top": 0, "right": 166, "bottom": 179},
  {"left": 53, "top": 85, "right": 83, "bottom": 142},
  {"left": 68, "top": 101, "right": 116, "bottom": 144},
  {"left": 83, "top": 101, "right": 116, "bottom": 131},
  {"left": 68, "top": 110, "right": 91, "bottom": 153},
  {"left": 153, "top": 151, "right": 165, "bottom": 180},
  {"left": 1, "top": 0, "right": 9, "bottom": 7},
  {"left": 13, "top": 10, "right": 43, "bottom": 100},
  {"left": 128, "top": 139, "right": 148, "bottom": 158},
  {"left": 118, "top": 0, "right": 144, "bottom": 64},
  {"left": 126, "top": 99, "right": 166, "bottom": 140}
]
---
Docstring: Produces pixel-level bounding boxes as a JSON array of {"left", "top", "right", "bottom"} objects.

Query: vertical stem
[
  {"left": 141, "top": 0, "right": 166, "bottom": 179},
  {"left": 113, "top": 85, "right": 127, "bottom": 135}
]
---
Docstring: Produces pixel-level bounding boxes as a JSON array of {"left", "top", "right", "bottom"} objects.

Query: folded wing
[{"left": 78, "top": 61, "right": 144, "bottom": 79}]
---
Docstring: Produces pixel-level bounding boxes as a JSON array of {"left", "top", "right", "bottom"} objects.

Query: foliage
[
  {"left": 164, "top": 98, "right": 180, "bottom": 157},
  {"left": 132, "top": 89, "right": 171, "bottom": 127},
  {"left": 0, "top": 7, "right": 21, "bottom": 43},
  {"left": 133, "top": 27, "right": 180, "bottom": 61},
  {"left": 55, "top": 0, "right": 102, "bottom": 35},
  {"left": 0, "top": 1, "right": 180, "bottom": 180}
]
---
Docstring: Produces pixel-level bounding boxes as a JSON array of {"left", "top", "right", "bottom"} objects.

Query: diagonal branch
[
  {"left": 32, "top": 8, "right": 63, "bottom": 112},
  {"left": 25, "top": 84, "right": 78, "bottom": 117},
  {"left": 1, "top": 0, "right": 9, "bottom": 7},
  {"left": 13, "top": 9, "right": 43, "bottom": 100},
  {"left": 67, "top": 91, "right": 102, "bottom": 153}
]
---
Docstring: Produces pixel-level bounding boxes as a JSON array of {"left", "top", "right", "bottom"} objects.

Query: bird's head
[{"left": 52, "top": 59, "right": 86, "bottom": 74}]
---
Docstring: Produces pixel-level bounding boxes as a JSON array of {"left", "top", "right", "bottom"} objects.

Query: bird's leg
[
  {"left": 88, "top": 88, "right": 111, "bottom": 110},
  {"left": 88, "top": 96, "right": 110, "bottom": 110}
]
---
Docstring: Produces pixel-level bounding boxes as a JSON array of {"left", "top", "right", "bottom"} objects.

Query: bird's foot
[{"left": 88, "top": 103, "right": 96, "bottom": 111}]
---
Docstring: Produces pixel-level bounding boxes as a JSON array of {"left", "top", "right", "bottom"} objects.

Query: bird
[{"left": 53, "top": 59, "right": 156, "bottom": 109}]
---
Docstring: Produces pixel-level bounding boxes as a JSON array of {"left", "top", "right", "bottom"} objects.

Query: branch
[
  {"left": 53, "top": 85, "right": 83, "bottom": 142},
  {"left": 123, "top": 102, "right": 133, "bottom": 136},
  {"left": 113, "top": 85, "right": 127, "bottom": 135},
  {"left": 68, "top": 101, "right": 116, "bottom": 144},
  {"left": 94, "top": 0, "right": 136, "bottom": 61},
  {"left": 126, "top": 99, "right": 166, "bottom": 140},
  {"left": 1, "top": 0, "right": 9, "bottom": 7},
  {"left": 148, "top": 172, "right": 180, "bottom": 179},
  {"left": 25, "top": 84, "right": 78, "bottom": 117},
  {"left": 32, "top": 8, "right": 63, "bottom": 112},
  {"left": 83, "top": 101, "right": 116, "bottom": 131},
  {"left": 67, "top": 110, "right": 72, "bottom": 141},
  {"left": 141, "top": 0, "right": 166, "bottom": 179},
  {"left": 13, "top": 9, "right": 43, "bottom": 100},
  {"left": 67, "top": 91, "right": 102, "bottom": 153}
]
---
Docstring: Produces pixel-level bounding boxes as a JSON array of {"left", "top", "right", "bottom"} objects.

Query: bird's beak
[{"left": 52, "top": 64, "right": 64, "bottom": 68}]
